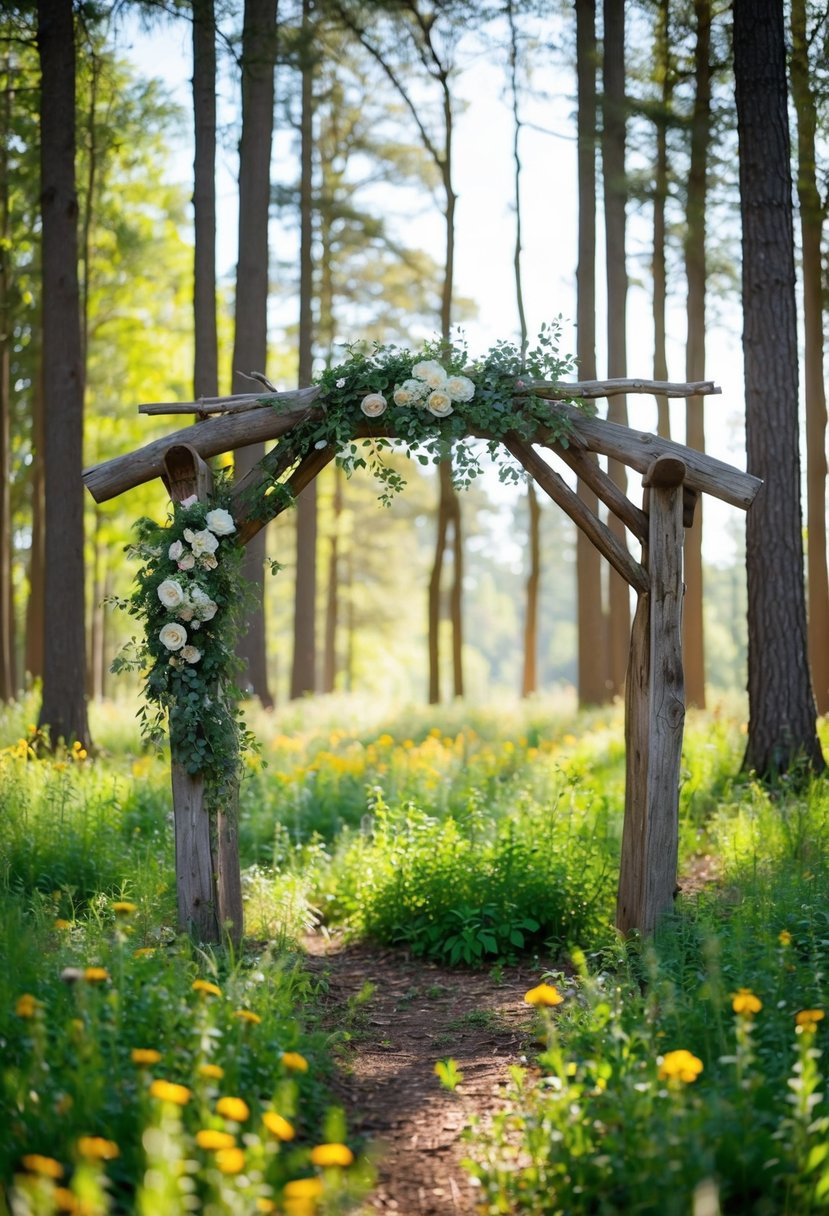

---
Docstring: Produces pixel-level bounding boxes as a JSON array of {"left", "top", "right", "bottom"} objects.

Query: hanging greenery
[{"left": 111, "top": 484, "right": 255, "bottom": 801}]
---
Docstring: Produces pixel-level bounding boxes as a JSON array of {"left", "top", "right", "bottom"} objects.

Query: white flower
[
  {"left": 183, "top": 527, "right": 219, "bottom": 557},
  {"left": 178, "top": 605, "right": 194, "bottom": 622},
  {"left": 177, "top": 552, "right": 196, "bottom": 571},
  {"left": 191, "top": 620, "right": 201, "bottom": 630},
  {"left": 181, "top": 645, "right": 202, "bottom": 664},
  {"left": 180, "top": 495, "right": 198, "bottom": 508},
  {"left": 157, "top": 579, "right": 185, "bottom": 610},
  {"left": 426, "top": 390, "right": 454, "bottom": 417},
  {"left": 199, "top": 554, "right": 218, "bottom": 571},
  {"left": 168, "top": 540, "right": 184, "bottom": 561},
  {"left": 360, "top": 392, "right": 387, "bottom": 418},
  {"left": 445, "top": 375, "right": 475, "bottom": 403},
  {"left": 336, "top": 378, "right": 346, "bottom": 388},
  {"left": 314, "top": 439, "right": 328, "bottom": 450},
  {"left": 191, "top": 587, "right": 218, "bottom": 621},
  {"left": 393, "top": 379, "right": 429, "bottom": 407},
  {"left": 205, "top": 508, "right": 236, "bottom": 536},
  {"left": 412, "top": 359, "right": 447, "bottom": 389},
  {"left": 159, "top": 622, "right": 187, "bottom": 651}
]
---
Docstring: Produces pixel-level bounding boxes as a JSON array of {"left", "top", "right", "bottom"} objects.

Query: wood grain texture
[{"left": 172, "top": 763, "right": 217, "bottom": 941}]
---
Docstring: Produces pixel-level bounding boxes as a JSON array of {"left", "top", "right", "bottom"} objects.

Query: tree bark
[
  {"left": 575, "top": 0, "right": 607, "bottom": 706},
  {"left": 790, "top": 0, "right": 829, "bottom": 715},
  {"left": 36, "top": 0, "right": 90, "bottom": 747},
  {"left": 26, "top": 364, "right": 45, "bottom": 685},
  {"left": 521, "top": 482, "right": 540, "bottom": 697},
  {"left": 733, "top": 0, "right": 823, "bottom": 776},
  {"left": 322, "top": 466, "right": 343, "bottom": 693},
  {"left": 651, "top": 0, "right": 671, "bottom": 442},
  {"left": 0, "top": 56, "right": 14, "bottom": 701},
  {"left": 291, "top": 0, "right": 317, "bottom": 700},
  {"left": 602, "top": 0, "right": 630, "bottom": 698},
  {"left": 682, "top": 0, "right": 711, "bottom": 710},
  {"left": 193, "top": 0, "right": 219, "bottom": 401},
  {"left": 232, "top": 0, "right": 277, "bottom": 708}
]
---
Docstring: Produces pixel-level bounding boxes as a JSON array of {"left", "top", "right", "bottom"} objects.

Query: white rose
[
  {"left": 181, "top": 645, "right": 202, "bottom": 664},
  {"left": 168, "top": 540, "right": 184, "bottom": 561},
  {"left": 205, "top": 508, "right": 235, "bottom": 536},
  {"left": 179, "top": 495, "right": 198, "bottom": 508},
  {"left": 360, "top": 393, "right": 387, "bottom": 418},
  {"left": 157, "top": 579, "right": 185, "bottom": 610},
  {"left": 191, "top": 588, "right": 218, "bottom": 621},
  {"left": 412, "top": 359, "right": 447, "bottom": 389},
  {"left": 426, "top": 390, "right": 454, "bottom": 417},
  {"left": 177, "top": 552, "right": 196, "bottom": 571},
  {"left": 178, "top": 605, "right": 194, "bottom": 622},
  {"left": 184, "top": 528, "right": 219, "bottom": 557},
  {"left": 199, "top": 554, "right": 218, "bottom": 571},
  {"left": 159, "top": 622, "right": 187, "bottom": 651},
  {"left": 445, "top": 375, "right": 475, "bottom": 403},
  {"left": 393, "top": 379, "right": 428, "bottom": 407}
]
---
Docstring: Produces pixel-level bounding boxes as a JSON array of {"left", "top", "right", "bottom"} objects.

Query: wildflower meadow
[{"left": 1, "top": 692, "right": 829, "bottom": 1213}]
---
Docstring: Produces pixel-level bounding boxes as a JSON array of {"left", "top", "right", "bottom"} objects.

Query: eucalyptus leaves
[{"left": 111, "top": 491, "right": 253, "bottom": 801}]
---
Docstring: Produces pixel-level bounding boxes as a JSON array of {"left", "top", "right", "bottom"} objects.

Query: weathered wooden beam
[
  {"left": 555, "top": 443, "right": 648, "bottom": 543},
  {"left": 235, "top": 445, "right": 336, "bottom": 545},
  {"left": 504, "top": 435, "right": 648, "bottom": 594},
  {"left": 616, "top": 455, "right": 687, "bottom": 935},
  {"left": 530, "top": 377, "right": 721, "bottom": 400},
  {"left": 162, "top": 443, "right": 214, "bottom": 501}
]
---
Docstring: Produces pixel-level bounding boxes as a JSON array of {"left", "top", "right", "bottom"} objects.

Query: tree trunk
[
  {"left": 0, "top": 59, "right": 14, "bottom": 701},
  {"left": 521, "top": 482, "right": 540, "bottom": 697},
  {"left": 682, "top": 0, "right": 711, "bottom": 710},
  {"left": 291, "top": 0, "right": 317, "bottom": 700},
  {"left": 428, "top": 469, "right": 450, "bottom": 705},
  {"left": 602, "top": 0, "right": 630, "bottom": 698},
  {"left": 193, "top": 0, "right": 219, "bottom": 401},
  {"left": 733, "top": 0, "right": 824, "bottom": 776},
  {"left": 26, "top": 364, "right": 45, "bottom": 685},
  {"left": 322, "top": 466, "right": 342, "bottom": 693},
  {"left": 232, "top": 0, "right": 277, "bottom": 709},
  {"left": 651, "top": 0, "right": 671, "bottom": 442},
  {"left": 575, "top": 0, "right": 608, "bottom": 706},
  {"left": 36, "top": 0, "right": 90, "bottom": 747},
  {"left": 790, "top": 0, "right": 829, "bottom": 715}
]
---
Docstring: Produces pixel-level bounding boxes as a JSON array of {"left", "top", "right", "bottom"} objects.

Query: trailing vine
[{"left": 111, "top": 482, "right": 255, "bottom": 804}]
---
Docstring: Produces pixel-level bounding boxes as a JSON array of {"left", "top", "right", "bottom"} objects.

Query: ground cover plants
[{"left": 1, "top": 691, "right": 828, "bottom": 1212}]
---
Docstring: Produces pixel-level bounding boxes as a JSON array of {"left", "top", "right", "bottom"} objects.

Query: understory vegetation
[{"left": 1, "top": 693, "right": 828, "bottom": 1213}]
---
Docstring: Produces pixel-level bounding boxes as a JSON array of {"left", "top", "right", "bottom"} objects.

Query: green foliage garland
[
  {"left": 111, "top": 486, "right": 254, "bottom": 802},
  {"left": 293, "top": 321, "right": 588, "bottom": 505}
]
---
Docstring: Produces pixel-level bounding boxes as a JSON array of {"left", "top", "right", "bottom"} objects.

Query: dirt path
[{"left": 302, "top": 935, "right": 543, "bottom": 1215}]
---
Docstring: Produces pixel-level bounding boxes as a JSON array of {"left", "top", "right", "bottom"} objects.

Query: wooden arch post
[
  {"left": 162, "top": 444, "right": 244, "bottom": 948},
  {"left": 84, "top": 375, "right": 761, "bottom": 939}
]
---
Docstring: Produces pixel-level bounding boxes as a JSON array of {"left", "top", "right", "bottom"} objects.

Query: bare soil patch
[{"left": 301, "top": 934, "right": 545, "bottom": 1215}]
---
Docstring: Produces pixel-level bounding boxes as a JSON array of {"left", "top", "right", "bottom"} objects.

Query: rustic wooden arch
[{"left": 84, "top": 377, "right": 760, "bottom": 946}]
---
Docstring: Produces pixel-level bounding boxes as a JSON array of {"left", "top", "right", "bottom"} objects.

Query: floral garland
[
  {"left": 112, "top": 486, "right": 254, "bottom": 802},
  {"left": 300, "top": 322, "right": 586, "bottom": 505}
]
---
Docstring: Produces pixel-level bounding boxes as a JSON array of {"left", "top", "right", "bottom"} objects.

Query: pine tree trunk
[
  {"left": 26, "top": 365, "right": 45, "bottom": 685},
  {"left": 733, "top": 0, "right": 823, "bottom": 776},
  {"left": 193, "top": 0, "right": 219, "bottom": 401},
  {"left": 790, "top": 0, "right": 829, "bottom": 715},
  {"left": 36, "top": 0, "right": 90, "bottom": 747},
  {"left": 521, "top": 482, "right": 540, "bottom": 697},
  {"left": 652, "top": 0, "right": 671, "bottom": 442},
  {"left": 575, "top": 0, "right": 608, "bottom": 706},
  {"left": 602, "top": 0, "right": 630, "bottom": 698},
  {"left": 682, "top": 0, "right": 710, "bottom": 710},
  {"left": 232, "top": 0, "right": 277, "bottom": 709},
  {"left": 0, "top": 62, "right": 14, "bottom": 701}
]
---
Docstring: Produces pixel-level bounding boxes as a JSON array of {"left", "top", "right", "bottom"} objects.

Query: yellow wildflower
[
  {"left": 198, "top": 1062, "right": 225, "bottom": 1080},
  {"left": 216, "top": 1096, "right": 250, "bottom": 1122},
  {"left": 233, "top": 1008, "right": 262, "bottom": 1025},
  {"left": 732, "top": 988, "right": 763, "bottom": 1016},
  {"left": 195, "top": 1129, "right": 236, "bottom": 1151},
  {"left": 262, "top": 1111, "right": 296, "bottom": 1141},
  {"left": 112, "top": 901, "right": 137, "bottom": 916},
  {"left": 310, "top": 1143, "right": 354, "bottom": 1167},
  {"left": 15, "top": 993, "right": 41, "bottom": 1019},
  {"left": 54, "top": 919, "right": 71, "bottom": 931},
  {"left": 83, "top": 967, "right": 110, "bottom": 984},
  {"left": 149, "top": 1079, "right": 191, "bottom": 1106},
  {"left": 658, "top": 1049, "right": 704, "bottom": 1084},
  {"left": 284, "top": 1177, "right": 325, "bottom": 1199},
  {"left": 281, "top": 1051, "right": 309, "bottom": 1072},
  {"left": 778, "top": 930, "right": 792, "bottom": 947},
  {"left": 76, "top": 1137, "right": 119, "bottom": 1161},
  {"left": 192, "top": 979, "right": 222, "bottom": 998},
  {"left": 21, "top": 1154, "right": 64, "bottom": 1179},
  {"left": 796, "top": 1009, "right": 825, "bottom": 1030},
  {"left": 524, "top": 983, "right": 564, "bottom": 1008},
  {"left": 256, "top": 1201, "right": 277, "bottom": 1213},
  {"left": 53, "top": 1186, "right": 79, "bottom": 1212},
  {"left": 215, "top": 1147, "right": 246, "bottom": 1175},
  {"left": 131, "top": 1048, "right": 162, "bottom": 1067},
  {"left": 133, "top": 947, "right": 155, "bottom": 958}
]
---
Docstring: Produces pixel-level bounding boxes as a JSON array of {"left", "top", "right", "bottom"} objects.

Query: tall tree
[
  {"left": 232, "top": 0, "right": 277, "bottom": 708},
  {"left": 733, "top": 0, "right": 823, "bottom": 776},
  {"left": 192, "top": 0, "right": 219, "bottom": 401},
  {"left": 650, "top": 0, "right": 672, "bottom": 442},
  {"left": 602, "top": 0, "right": 630, "bottom": 698},
  {"left": 36, "top": 0, "right": 90, "bottom": 746},
  {"left": 290, "top": 0, "right": 318, "bottom": 699},
  {"left": 575, "top": 0, "right": 607, "bottom": 706},
  {"left": 790, "top": 0, "right": 829, "bottom": 715},
  {"left": 0, "top": 52, "right": 16, "bottom": 700}
]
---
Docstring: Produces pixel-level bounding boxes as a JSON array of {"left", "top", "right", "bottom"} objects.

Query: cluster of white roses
[
  {"left": 359, "top": 358, "right": 475, "bottom": 421},
  {"left": 156, "top": 506, "right": 236, "bottom": 666}
]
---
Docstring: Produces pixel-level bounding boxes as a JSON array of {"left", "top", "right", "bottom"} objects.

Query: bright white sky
[{"left": 118, "top": 12, "right": 750, "bottom": 566}]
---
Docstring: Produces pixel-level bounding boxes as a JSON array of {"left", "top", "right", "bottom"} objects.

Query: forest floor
[{"left": 302, "top": 933, "right": 545, "bottom": 1215}]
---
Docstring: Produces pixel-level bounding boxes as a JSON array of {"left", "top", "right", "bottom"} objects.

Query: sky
[{"left": 116, "top": 9, "right": 751, "bottom": 566}]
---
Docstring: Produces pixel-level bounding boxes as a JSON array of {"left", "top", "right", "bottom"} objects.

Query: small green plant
[{"left": 434, "top": 1058, "right": 464, "bottom": 1092}]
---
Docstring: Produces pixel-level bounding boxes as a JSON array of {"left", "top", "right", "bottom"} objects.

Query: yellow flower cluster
[
  {"left": 732, "top": 988, "right": 763, "bottom": 1016},
  {"left": 658, "top": 1049, "right": 704, "bottom": 1084},
  {"left": 524, "top": 983, "right": 564, "bottom": 1008}
]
